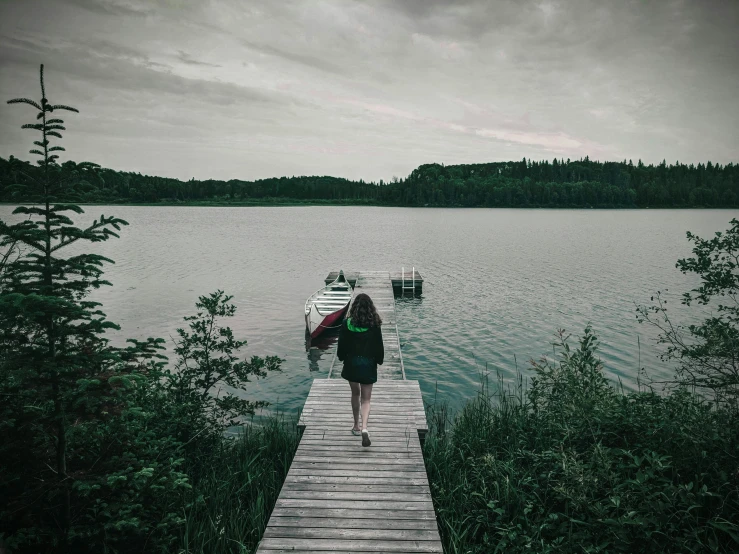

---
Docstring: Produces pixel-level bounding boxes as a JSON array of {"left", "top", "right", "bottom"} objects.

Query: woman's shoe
[
  {"left": 361, "top": 429, "right": 371, "bottom": 447},
  {"left": 351, "top": 428, "right": 361, "bottom": 436}
]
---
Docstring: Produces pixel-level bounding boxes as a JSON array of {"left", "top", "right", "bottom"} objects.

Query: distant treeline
[{"left": 1, "top": 155, "right": 737, "bottom": 207}]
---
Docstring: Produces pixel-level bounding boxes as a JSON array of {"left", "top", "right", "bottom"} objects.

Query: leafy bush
[
  {"left": 424, "top": 328, "right": 739, "bottom": 553},
  {"left": 637, "top": 218, "right": 739, "bottom": 403}
]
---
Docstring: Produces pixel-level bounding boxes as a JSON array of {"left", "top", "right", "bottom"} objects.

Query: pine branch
[
  {"left": 12, "top": 236, "right": 45, "bottom": 252},
  {"left": 51, "top": 204, "right": 84, "bottom": 214},
  {"left": 7, "top": 97, "right": 42, "bottom": 110},
  {"left": 12, "top": 206, "right": 47, "bottom": 217},
  {"left": 0, "top": 237, "right": 22, "bottom": 278},
  {"left": 50, "top": 104, "right": 79, "bottom": 113},
  {"left": 50, "top": 217, "right": 128, "bottom": 253}
]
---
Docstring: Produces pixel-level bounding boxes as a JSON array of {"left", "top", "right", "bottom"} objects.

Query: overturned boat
[{"left": 305, "top": 270, "right": 353, "bottom": 339}]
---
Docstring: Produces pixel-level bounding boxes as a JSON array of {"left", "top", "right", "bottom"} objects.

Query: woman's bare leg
[
  {"left": 360, "top": 383, "right": 373, "bottom": 430},
  {"left": 349, "top": 381, "right": 361, "bottom": 431}
]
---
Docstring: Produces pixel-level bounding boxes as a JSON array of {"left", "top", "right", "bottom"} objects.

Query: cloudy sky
[{"left": 1, "top": 0, "right": 737, "bottom": 183}]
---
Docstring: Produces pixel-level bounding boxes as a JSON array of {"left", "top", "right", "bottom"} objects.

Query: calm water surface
[{"left": 1, "top": 206, "right": 733, "bottom": 415}]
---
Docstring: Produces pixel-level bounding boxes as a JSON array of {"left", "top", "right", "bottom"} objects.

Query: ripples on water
[{"left": 1, "top": 206, "right": 733, "bottom": 414}]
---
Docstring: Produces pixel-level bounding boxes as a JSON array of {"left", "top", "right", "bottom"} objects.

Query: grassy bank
[
  {"left": 178, "top": 417, "right": 301, "bottom": 554},
  {"left": 422, "top": 328, "right": 739, "bottom": 553}
]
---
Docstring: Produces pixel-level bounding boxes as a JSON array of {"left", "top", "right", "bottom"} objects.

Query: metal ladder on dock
[{"left": 401, "top": 266, "right": 416, "bottom": 295}]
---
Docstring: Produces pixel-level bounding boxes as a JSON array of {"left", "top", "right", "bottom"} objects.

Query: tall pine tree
[{"left": 0, "top": 64, "right": 169, "bottom": 552}]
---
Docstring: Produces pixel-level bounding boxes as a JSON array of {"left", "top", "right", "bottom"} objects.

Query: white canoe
[{"left": 305, "top": 270, "right": 353, "bottom": 338}]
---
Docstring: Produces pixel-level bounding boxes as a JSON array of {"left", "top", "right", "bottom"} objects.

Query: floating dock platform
[
  {"left": 325, "top": 269, "right": 423, "bottom": 295},
  {"left": 255, "top": 270, "right": 441, "bottom": 553}
]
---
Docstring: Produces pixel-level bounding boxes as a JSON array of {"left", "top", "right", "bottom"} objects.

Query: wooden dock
[
  {"left": 325, "top": 269, "right": 423, "bottom": 295},
  {"left": 255, "top": 271, "right": 441, "bottom": 553},
  {"left": 328, "top": 271, "right": 405, "bottom": 381}
]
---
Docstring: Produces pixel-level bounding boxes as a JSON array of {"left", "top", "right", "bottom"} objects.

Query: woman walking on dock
[{"left": 337, "top": 293, "right": 384, "bottom": 447}]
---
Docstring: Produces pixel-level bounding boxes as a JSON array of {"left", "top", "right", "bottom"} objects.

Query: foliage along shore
[
  {"left": 1, "top": 154, "right": 738, "bottom": 208},
  {"left": 425, "top": 334, "right": 739, "bottom": 554}
]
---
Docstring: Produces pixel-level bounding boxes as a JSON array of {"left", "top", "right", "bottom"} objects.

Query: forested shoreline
[{"left": 1, "top": 154, "right": 737, "bottom": 208}]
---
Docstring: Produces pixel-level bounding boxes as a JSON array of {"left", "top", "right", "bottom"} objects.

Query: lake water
[{"left": 1, "top": 206, "right": 733, "bottom": 416}]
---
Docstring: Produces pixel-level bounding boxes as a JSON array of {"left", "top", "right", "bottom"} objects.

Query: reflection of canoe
[
  {"left": 306, "top": 329, "right": 339, "bottom": 372},
  {"left": 305, "top": 270, "right": 353, "bottom": 339},
  {"left": 305, "top": 327, "right": 339, "bottom": 352}
]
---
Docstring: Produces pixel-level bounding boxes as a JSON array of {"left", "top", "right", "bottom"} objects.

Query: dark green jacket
[{"left": 337, "top": 318, "right": 384, "bottom": 366}]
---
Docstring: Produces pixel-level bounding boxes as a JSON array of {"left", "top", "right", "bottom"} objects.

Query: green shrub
[{"left": 424, "top": 328, "right": 739, "bottom": 553}]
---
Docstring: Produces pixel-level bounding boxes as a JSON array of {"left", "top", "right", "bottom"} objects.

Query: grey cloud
[
  {"left": 174, "top": 50, "right": 221, "bottom": 68},
  {"left": 0, "top": 33, "right": 294, "bottom": 108},
  {"left": 240, "top": 39, "right": 346, "bottom": 76},
  {"left": 382, "top": 0, "right": 553, "bottom": 42},
  {"left": 62, "top": 0, "right": 154, "bottom": 17}
]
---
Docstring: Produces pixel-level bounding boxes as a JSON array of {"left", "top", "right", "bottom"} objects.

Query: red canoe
[{"left": 305, "top": 270, "right": 353, "bottom": 339}]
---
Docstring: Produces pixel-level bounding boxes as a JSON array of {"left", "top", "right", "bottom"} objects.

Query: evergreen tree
[
  {"left": 0, "top": 64, "right": 171, "bottom": 552},
  {"left": 1, "top": 65, "right": 288, "bottom": 553},
  {"left": 1, "top": 154, "right": 737, "bottom": 208}
]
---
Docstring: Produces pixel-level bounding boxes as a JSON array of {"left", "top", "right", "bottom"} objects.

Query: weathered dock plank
[
  {"left": 259, "top": 537, "right": 442, "bottom": 552},
  {"left": 256, "top": 383, "right": 439, "bottom": 553},
  {"left": 255, "top": 272, "right": 440, "bottom": 554},
  {"left": 267, "top": 517, "right": 439, "bottom": 529}
]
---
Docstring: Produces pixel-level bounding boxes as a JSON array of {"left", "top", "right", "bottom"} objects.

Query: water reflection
[
  {"left": 394, "top": 286, "right": 423, "bottom": 298},
  {"left": 395, "top": 293, "right": 424, "bottom": 304},
  {"left": 305, "top": 328, "right": 339, "bottom": 372}
]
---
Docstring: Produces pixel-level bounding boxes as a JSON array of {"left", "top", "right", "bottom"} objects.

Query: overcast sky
[{"left": 1, "top": 0, "right": 737, "bottom": 183}]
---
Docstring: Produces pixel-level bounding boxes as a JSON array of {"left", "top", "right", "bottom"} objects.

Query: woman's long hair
[{"left": 348, "top": 293, "right": 382, "bottom": 328}]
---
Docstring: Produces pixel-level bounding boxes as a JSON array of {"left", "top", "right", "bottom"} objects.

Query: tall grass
[
  {"left": 423, "top": 328, "right": 739, "bottom": 553},
  {"left": 177, "top": 416, "right": 301, "bottom": 554}
]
